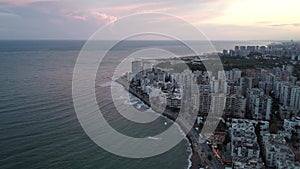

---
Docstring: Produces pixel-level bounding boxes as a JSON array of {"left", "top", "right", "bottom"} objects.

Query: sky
[{"left": 0, "top": 0, "right": 300, "bottom": 40}]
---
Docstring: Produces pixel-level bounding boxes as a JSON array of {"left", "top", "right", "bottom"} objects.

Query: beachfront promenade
[{"left": 116, "top": 76, "right": 224, "bottom": 169}]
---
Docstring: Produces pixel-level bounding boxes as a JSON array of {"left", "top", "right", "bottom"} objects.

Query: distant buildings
[{"left": 223, "top": 41, "right": 300, "bottom": 59}]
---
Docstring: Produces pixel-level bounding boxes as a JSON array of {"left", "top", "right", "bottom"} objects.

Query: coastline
[{"left": 115, "top": 77, "right": 205, "bottom": 169}]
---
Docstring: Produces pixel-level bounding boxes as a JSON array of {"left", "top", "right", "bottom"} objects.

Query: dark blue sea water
[{"left": 0, "top": 40, "right": 270, "bottom": 169}]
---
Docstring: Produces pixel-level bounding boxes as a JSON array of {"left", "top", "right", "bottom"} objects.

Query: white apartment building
[
  {"left": 247, "top": 88, "right": 272, "bottom": 120},
  {"left": 263, "top": 134, "right": 295, "bottom": 167},
  {"left": 230, "top": 119, "right": 263, "bottom": 168}
]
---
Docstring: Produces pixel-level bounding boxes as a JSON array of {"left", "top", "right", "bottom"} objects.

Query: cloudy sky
[{"left": 0, "top": 0, "right": 300, "bottom": 40}]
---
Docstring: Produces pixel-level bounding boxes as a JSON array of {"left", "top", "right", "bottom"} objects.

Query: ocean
[{"left": 0, "top": 40, "right": 271, "bottom": 169}]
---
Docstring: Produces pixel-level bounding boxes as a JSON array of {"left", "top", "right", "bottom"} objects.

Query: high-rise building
[
  {"left": 225, "top": 94, "right": 246, "bottom": 118},
  {"left": 198, "top": 84, "right": 211, "bottom": 115},
  {"left": 290, "top": 86, "right": 300, "bottom": 111},
  {"left": 280, "top": 84, "right": 292, "bottom": 107},
  {"left": 132, "top": 60, "right": 142, "bottom": 74},
  {"left": 240, "top": 77, "right": 253, "bottom": 97},
  {"left": 247, "top": 88, "right": 272, "bottom": 120}
]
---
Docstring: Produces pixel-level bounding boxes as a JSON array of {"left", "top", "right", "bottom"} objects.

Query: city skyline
[{"left": 0, "top": 0, "right": 300, "bottom": 40}]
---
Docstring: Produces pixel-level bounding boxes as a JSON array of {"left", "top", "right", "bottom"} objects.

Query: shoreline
[{"left": 115, "top": 77, "right": 206, "bottom": 169}]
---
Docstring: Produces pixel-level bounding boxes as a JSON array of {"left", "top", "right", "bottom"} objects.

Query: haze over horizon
[{"left": 1, "top": 0, "right": 300, "bottom": 40}]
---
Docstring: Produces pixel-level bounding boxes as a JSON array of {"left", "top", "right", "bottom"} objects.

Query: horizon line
[{"left": 0, "top": 39, "right": 297, "bottom": 42}]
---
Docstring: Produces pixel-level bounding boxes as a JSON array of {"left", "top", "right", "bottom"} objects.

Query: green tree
[
  {"left": 292, "top": 130, "right": 298, "bottom": 143},
  {"left": 269, "top": 123, "right": 279, "bottom": 134},
  {"left": 207, "top": 154, "right": 212, "bottom": 161}
]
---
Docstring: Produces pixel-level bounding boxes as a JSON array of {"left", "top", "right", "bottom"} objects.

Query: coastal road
[
  {"left": 161, "top": 109, "right": 224, "bottom": 169},
  {"left": 117, "top": 79, "right": 224, "bottom": 169},
  {"left": 189, "top": 128, "right": 224, "bottom": 169},
  {"left": 175, "top": 113, "right": 224, "bottom": 169}
]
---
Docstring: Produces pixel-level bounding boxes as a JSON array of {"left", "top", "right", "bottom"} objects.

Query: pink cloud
[
  {"left": 0, "top": 0, "right": 58, "bottom": 6},
  {"left": 182, "top": 12, "right": 223, "bottom": 22},
  {"left": 143, "top": 12, "right": 222, "bottom": 25},
  {"left": 93, "top": 12, "right": 117, "bottom": 23},
  {"left": 100, "top": 2, "right": 164, "bottom": 12},
  {"left": 140, "top": 7, "right": 174, "bottom": 13},
  {"left": 72, "top": 15, "right": 86, "bottom": 21},
  {"left": 62, "top": 9, "right": 117, "bottom": 23}
]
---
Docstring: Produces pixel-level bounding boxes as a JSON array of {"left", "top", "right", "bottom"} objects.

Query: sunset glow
[{"left": 0, "top": 0, "right": 299, "bottom": 40}]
